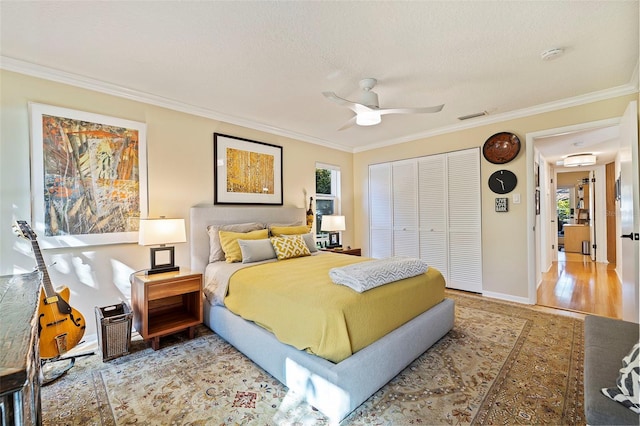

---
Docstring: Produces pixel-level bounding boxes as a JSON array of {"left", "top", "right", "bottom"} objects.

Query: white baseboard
[{"left": 481, "top": 291, "right": 533, "bottom": 305}]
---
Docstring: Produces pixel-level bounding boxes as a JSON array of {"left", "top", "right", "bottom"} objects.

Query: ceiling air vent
[{"left": 458, "top": 111, "right": 488, "bottom": 121}]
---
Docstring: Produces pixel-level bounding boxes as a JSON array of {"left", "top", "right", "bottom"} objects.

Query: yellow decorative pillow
[
  {"left": 206, "top": 222, "right": 264, "bottom": 262},
  {"left": 270, "top": 235, "right": 311, "bottom": 260},
  {"left": 269, "top": 225, "right": 310, "bottom": 237},
  {"left": 219, "top": 229, "right": 269, "bottom": 263}
]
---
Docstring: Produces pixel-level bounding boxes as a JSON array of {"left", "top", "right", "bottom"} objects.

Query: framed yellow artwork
[{"left": 213, "top": 133, "right": 283, "bottom": 205}]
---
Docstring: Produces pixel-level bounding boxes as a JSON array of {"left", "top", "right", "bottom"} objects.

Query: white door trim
[{"left": 526, "top": 117, "right": 621, "bottom": 304}]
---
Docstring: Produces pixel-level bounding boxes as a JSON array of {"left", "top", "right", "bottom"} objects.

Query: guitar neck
[{"left": 30, "top": 240, "right": 55, "bottom": 297}]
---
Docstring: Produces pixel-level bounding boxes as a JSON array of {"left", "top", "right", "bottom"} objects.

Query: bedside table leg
[
  {"left": 151, "top": 336, "right": 160, "bottom": 350},
  {"left": 188, "top": 326, "right": 195, "bottom": 339}
]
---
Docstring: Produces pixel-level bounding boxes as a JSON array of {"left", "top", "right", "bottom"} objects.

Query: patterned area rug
[{"left": 41, "top": 291, "right": 585, "bottom": 425}]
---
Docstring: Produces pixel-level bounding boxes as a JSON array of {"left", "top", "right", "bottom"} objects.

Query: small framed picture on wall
[{"left": 495, "top": 197, "right": 508, "bottom": 212}]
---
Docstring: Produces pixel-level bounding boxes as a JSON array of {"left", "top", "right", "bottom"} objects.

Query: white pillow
[
  {"left": 206, "top": 222, "right": 264, "bottom": 262},
  {"left": 301, "top": 233, "right": 318, "bottom": 253},
  {"left": 238, "top": 238, "right": 277, "bottom": 263}
]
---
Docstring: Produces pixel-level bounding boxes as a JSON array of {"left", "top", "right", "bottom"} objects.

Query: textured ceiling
[{"left": 1, "top": 1, "right": 638, "bottom": 156}]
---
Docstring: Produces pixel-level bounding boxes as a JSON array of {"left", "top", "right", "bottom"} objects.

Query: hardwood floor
[{"left": 537, "top": 251, "right": 622, "bottom": 319}]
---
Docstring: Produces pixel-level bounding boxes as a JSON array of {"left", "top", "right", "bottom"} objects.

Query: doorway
[
  {"left": 526, "top": 118, "right": 623, "bottom": 318},
  {"left": 556, "top": 187, "right": 570, "bottom": 252},
  {"left": 537, "top": 167, "right": 621, "bottom": 318},
  {"left": 536, "top": 251, "right": 622, "bottom": 318}
]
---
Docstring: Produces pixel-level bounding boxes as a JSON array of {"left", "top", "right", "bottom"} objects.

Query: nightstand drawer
[{"left": 147, "top": 276, "right": 201, "bottom": 300}]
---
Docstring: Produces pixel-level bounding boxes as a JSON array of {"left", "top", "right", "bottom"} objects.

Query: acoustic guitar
[{"left": 14, "top": 220, "right": 86, "bottom": 359}]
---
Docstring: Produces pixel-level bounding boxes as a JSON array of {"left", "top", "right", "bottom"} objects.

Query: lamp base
[
  {"left": 147, "top": 246, "right": 179, "bottom": 275},
  {"left": 146, "top": 265, "right": 180, "bottom": 275},
  {"left": 326, "top": 231, "right": 341, "bottom": 248}
]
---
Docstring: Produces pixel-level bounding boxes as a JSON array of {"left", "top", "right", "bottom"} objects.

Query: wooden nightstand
[
  {"left": 131, "top": 269, "right": 203, "bottom": 350},
  {"left": 322, "top": 247, "right": 362, "bottom": 256}
]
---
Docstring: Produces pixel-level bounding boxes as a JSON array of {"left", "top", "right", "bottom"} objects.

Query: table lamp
[
  {"left": 138, "top": 217, "right": 186, "bottom": 275},
  {"left": 321, "top": 215, "right": 345, "bottom": 248}
]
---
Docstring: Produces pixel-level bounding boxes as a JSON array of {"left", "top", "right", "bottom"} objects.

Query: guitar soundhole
[{"left": 69, "top": 313, "right": 84, "bottom": 328}]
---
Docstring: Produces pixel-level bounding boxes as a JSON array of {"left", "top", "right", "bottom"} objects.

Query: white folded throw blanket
[{"left": 329, "top": 256, "right": 429, "bottom": 293}]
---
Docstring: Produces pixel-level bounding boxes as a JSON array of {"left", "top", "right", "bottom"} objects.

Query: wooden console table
[{"left": 0, "top": 271, "right": 42, "bottom": 425}]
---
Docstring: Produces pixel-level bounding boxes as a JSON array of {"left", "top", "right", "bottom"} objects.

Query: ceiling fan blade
[
  {"left": 323, "top": 91, "right": 377, "bottom": 115},
  {"left": 323, "top": 92, "right": 357, "bottom": 107},
  {"left": 337, "top": 116, "right": 357, "bottom": 131},
  {"left": 324, "top": 81, "right": 443, "bottom": 130},
  {"left": 378, "top": 104, "right": 445, "bottom": 116}
]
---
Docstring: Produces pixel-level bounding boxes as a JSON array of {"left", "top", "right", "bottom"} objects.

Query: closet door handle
[{"left": 621, "top": 233, "right": 634, "bottom": 240}]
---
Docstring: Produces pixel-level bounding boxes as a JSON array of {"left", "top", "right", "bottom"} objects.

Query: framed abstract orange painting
[
  {"left": 29, "top": 103, "right": 148, "bottom": 248},
  {"left": 214, "top": 133, "right": 283, "bottom": 205}
]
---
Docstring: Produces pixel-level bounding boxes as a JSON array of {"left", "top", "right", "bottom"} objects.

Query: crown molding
[
  {"left": 629, "top": 59, "right": 639, "bottom": 90},
  {"left": 2, "top": 56, "right": 636, "bottom": 155},
  {"left": 0, "top": 56, "right": 351, "bottom": 153},
  {"left": 354, "top": 81, "right": 639, "bottom": 153}
]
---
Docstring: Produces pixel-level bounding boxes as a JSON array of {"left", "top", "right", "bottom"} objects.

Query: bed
[{"left": 190, "top": 205, "right": 454, "bottom": 423}]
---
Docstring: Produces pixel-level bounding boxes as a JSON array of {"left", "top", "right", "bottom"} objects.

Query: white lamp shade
[
  {"left": 563, "top": 154, "right": 596, "bottom": 167},
  {"left": 138, "top": 218, "right": 186, "bottom": 246},
  {"left": 321, "top": 215, "right": 346, "bottom": 232}
]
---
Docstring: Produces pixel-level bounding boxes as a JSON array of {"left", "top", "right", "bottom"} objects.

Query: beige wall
[
  {"left": 557, "top": 171, "right": 589, "bottom": 188},
  {"left": 354, "top": 94, "right": 636, "bottom": 301},
  {"left": 0, "top": 70, "right": 353, "bottom": 338},
  {"left": 1, "top": 68, "right": 636, "bottom": 336}
]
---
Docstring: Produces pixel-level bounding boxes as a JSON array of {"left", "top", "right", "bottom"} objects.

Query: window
[
  {"left": 557, "top": 187, "right": 570, "bottom": 234},
  {"left": 315, "top": 163, "right": 341, "bottom": 244}
]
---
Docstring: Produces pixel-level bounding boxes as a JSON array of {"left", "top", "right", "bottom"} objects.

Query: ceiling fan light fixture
[
  {"left": 356, "top": 111, "right": 381, "bottom": 126},
  {"left": 563, "top": 153, "right": 596, "bottom": 167},
  {"left": 323, "top": 78, "right": 443, "bottom": 130}
]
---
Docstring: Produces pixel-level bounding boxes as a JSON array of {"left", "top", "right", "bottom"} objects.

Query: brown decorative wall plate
[{"left": 482, "top": 132, "right": 521, "bottom": 164}]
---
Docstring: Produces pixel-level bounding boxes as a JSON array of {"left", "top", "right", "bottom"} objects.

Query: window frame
[{"left": 315, "top": 163, "right": 341, "bottom": 243}]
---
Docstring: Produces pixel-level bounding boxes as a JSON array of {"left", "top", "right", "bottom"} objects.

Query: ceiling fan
[{"left": 322, "top": 78, "right": 444, "bottom": 130}]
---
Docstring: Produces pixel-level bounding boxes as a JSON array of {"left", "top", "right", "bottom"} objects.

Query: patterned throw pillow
[
  {"left": 219, "top": 229, "right": 269, "bottom": 263},
  {"left": 601, "top": 343, "right": 640, "bottom": 414},
  {"left": 270, "top": 235, "right": 311, "bottom": 260}
]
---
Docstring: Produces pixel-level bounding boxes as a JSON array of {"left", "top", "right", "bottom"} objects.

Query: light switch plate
[{"left": 513, "top": 193, "right": 521, "bottom": 204}]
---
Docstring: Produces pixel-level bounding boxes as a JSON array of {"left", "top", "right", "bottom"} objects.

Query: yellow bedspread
[{"left": 224, "top": 253, "right": 445, "bottom": 363}]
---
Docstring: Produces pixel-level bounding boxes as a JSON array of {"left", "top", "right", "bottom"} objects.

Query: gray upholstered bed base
[
  {"left": 205, "top": 298, "right": 454, "bottom": 423},
  {"left": 190, "top": 205, "right": 455, "bottom": 423}
]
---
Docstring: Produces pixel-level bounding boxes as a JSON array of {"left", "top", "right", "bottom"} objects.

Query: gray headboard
[{"left": 189, "top": 204, "right": 305, "bottom": 273}]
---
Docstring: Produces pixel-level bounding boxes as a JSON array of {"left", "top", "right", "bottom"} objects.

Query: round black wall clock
[
  {"left": 483, "top": 132, "right": 521, "bottom": 164},
  {"left": 488, "top": 170, "right": 517, "bottom": 194}
]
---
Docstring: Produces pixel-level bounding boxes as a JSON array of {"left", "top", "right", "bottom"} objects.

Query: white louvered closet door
[
  {"left": 418, "top": 154, "right": 449, "bottom": 282},
  {"left": 447, "top": 149, "right": 482, "bottom": 292},
  {"left": 369, "top": 163, "right": 392, "bottom": 259},
  {"left": 393, "top": 160, "right": 419, "bottom": 257}
]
